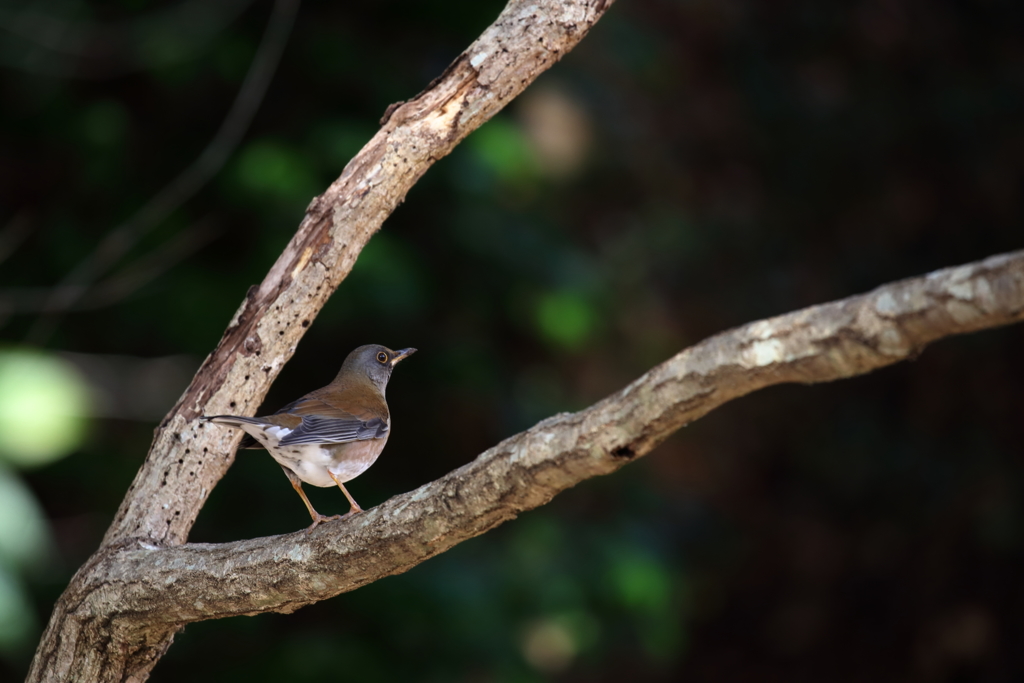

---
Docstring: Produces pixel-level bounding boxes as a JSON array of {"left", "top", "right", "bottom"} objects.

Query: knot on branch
[{"left": 611, "top": 445, "right": 636, "bottom": 459}]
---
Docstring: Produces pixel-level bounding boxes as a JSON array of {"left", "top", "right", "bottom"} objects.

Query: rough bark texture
[
  {"left": 28, "top": 1, "right": 616, "bottom": 681},
  {"left": 26, "top": 0, "right": 1024, "bottom": 680},
  {"left": 33, "top": 246, "right": 1024, "bottom": 681}
]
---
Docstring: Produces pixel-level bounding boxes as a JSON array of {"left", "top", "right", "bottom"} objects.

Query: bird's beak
[{"left": 390, "top": 348, "right": 417, "bottom": 365}]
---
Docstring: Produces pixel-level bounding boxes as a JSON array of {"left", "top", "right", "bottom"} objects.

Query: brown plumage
[{"left": 205, "top": 344, "right": 415, "bottom": 532}]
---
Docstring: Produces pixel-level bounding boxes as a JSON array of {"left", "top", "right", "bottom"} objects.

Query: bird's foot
[
  {"left": 338, "top": 505, "right": 364, "bottom": 521},
  {"left": 304, "top": 513, "right": 342, "bottom": 534}
]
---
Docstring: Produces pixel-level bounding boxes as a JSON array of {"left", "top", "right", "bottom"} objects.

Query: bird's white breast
[{"left": 238, "top": 423, "right": 387, "bottom": 488}]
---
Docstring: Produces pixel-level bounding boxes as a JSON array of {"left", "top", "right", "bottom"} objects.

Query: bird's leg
[
  {"left": 281, "top": 466, "right": 340, "bottom": 533},
  {"left": 328, "top": 471, "right": 364, "bottom": 519}
]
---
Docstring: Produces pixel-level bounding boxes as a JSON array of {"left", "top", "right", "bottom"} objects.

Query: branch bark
[
  {"left": 29, "top": 1, "right": 616, "bottom": 681},
  {"left": 27, "top": 0, "right": 1024, "bottom": 680},
  {"left": 30, "top": 248, "right": 1024, "bottom": 681}
]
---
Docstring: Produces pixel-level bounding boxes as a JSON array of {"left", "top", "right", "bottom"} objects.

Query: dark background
[{"left": 2, "top": 0, "right": 1024, "bottom": 680}]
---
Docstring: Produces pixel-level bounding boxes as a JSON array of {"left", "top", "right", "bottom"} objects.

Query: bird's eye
[{"left": 376, "top": 352, "right": 388, "bottom": 363}]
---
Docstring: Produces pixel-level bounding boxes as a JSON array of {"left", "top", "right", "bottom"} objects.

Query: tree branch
[
  {"left": 40, "top": 250, "right": 1024, "bottom": 639},
  {"left": 29, "top": 2, "right": 618, "bottom": 681}
]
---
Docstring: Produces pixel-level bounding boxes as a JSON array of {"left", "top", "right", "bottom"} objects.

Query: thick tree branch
[
  {"left": 39, "top": 250, "right": 1024, "bottom": 637},
  {"left": 29, "top": 2, "right": 616, "bottom": 681},
  {"left": 106, "top": 0, "right": 615, "bottom": 550}
]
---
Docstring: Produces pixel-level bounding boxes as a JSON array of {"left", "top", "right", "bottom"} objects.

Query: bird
[{"left": 204, "top": 344, "right": 415, "bottom": 532}]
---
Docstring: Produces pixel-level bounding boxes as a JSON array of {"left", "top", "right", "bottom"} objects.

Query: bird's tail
[
  {"left": 203, "top": 415, "right": 264, "bottom": 428},
  {"left": 203, "top": 415, "right": 265, "bottom": 449}
]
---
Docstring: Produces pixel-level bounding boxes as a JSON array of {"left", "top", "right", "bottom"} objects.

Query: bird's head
[{"left": 337, "top": 344, "right": 416, "bottom": 392}]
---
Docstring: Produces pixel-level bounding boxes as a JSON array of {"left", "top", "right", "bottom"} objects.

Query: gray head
[{"left": 336, "top": 344, "right": 416, "bottom": 393}]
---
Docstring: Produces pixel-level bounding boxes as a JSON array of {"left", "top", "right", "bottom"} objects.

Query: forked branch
[
  {"left": 27, "top": 0, "right": 1024, "bottom": 680},
  {"left": 40, "top": 250, "right": 1024, "bottom": 633},
  {"left": 29, "top": 2, "right": 617, "bottom": 681}
]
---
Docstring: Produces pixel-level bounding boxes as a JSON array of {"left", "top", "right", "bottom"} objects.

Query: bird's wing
[
  {"left": 278, "top": 415, "right": 387, "bottom": 445},
  {"left": 275, "top": 396, "right": 388, "bottom": 446}
]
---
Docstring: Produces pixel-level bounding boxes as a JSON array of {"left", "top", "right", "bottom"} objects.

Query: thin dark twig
[
  {"left": 83, "top": 219, "right": 223, "bottom": 309},
  {"left": 0, "top": 0, "right": 254, "bottom": 79},
  {"left": 26, "top": 0, "right": 300, "bottom": 343},
  {"left": 0, "top": 218, "right": 221, "bottom": 313}
]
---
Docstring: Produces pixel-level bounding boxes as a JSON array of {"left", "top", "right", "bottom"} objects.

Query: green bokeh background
[{"left": 2, "top": 0, "right": 1024, "bottom": 680}]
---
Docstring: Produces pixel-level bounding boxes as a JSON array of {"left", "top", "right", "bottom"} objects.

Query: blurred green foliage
[
  {"left": 535, "top": 290, "right": 597, "bottom": 350},
  {"left": 79, "top": 101, "right": 130, "bottom": 149},
  {"left": 231, "top": 139, "right": 319, "bottom": 207},
  {"left": 1, "top": 0, "right": 1023, "bottom": 681},
  {"left": 470, "top": 118, "right": 541, "bottom": 184}
]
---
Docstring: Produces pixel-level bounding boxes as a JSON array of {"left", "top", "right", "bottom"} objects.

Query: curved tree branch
[
  {"left": 30, "top": 249, "right": 1024, "bottom": 681},
  {"left": 30, "top": 0, "right": 1023, "bottom": 679},
  {"left": 29, "top": 2, "right": 618, "bottom": 681},
  {"left": 39, "top": 250, "right": 1024, "bottom": 631}
]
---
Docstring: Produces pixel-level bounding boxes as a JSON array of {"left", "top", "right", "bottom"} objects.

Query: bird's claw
[
  {"left": 304, "top": 513, "right": 342, "bottom": 534},
  {"left": 338, "top": 507, "right": 364, "bottom": 521}
]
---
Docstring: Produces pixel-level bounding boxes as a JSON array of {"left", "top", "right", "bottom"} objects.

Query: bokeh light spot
[
  {"left": 0, "top": 349, "right": 90, "bottom": 467},
  {"left": 0, "top": 468, "right": 50, "bottom": 569},
  {"left": 518, "top": 85, "right": 592, "bottom": 179},
  {"left": 521, "top": 617, "right": 577, "bottom": 673},
  {"left": 536, "top": 290, "right": 596, "bottom": 350},
  {"left": 234, "top": 140, "right": 319, "bottom": 204},
  {"left": 609, "top": 550, "right": 672, "bottom": 616},
  {"left": 469, "top": 117, "right": 539, "bottom": 182}
]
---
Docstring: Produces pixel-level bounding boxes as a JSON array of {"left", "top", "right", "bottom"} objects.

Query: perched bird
[{"left": 205, "top": 344, "right": 415, "bottom": 532}]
